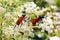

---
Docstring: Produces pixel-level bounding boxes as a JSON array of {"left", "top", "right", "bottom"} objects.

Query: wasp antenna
[{"left": 13, "top": 25, "right": 16, "bottom": 29}]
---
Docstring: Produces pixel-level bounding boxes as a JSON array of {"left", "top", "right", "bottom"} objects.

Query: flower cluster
[{"left": 1, "top": 1, "right": 60, "bottom": 40}]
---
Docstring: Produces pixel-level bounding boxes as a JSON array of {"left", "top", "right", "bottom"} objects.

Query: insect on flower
[
  {"left": 16, "top": 14, "right": 26, "bottom": 25},
  {"left": 31, "top": 15, "right": 44, "bottom": 25}
]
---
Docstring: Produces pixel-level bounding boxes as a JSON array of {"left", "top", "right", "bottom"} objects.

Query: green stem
[{"left": 0, "top": 22, "right": 2, "bottom": 40}]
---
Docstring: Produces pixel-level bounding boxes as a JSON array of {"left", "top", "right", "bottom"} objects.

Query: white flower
[
  {"left": 0, "top": 7, "right": 6, "bottom": 13},
  {"left": 29, "top": 32, "right": 34, "bottom": 37},
  {"left": 24, "top": 3, "right": 28, "bottom": 7},
  {"left": 50, "top": 5, "right": 57, "bottom": 10},
  {"left": 39, "top": 16, "right": 54, "bottom": 32},
  {"left": 46, "top": 17, "right": 53, "bottom": 24},
  {"left": 0, "top": 3, "right": 2, "bottom": 6},
  {"left": 2, "top": 26, "right": 14, "bottom": 37},
  {"left": 16, "top": 6, "right": 24, "bottom": 12},
  {"left": 49, "top": 36, "right": 60, "bottom": 40},
  {"left": 24, "top": 2, "right": 36, "bottom": 8},
  {"left": 48, "top": 30, "right": 53, "bottom": 33},
  {"left": 30, "top": 2, "right": 36, "bottom": 8},
  {"left": 45, "top": 26, "right": 51, "bottom": 31},
  {"left": 50, "top": 24, "right": 54, "bottom": 29},
  {"left": 22, "top": 38, "right": 29, "bottom": 40},
  {"left": 2, "top": 21, "right": 6, "bottom": 26},
  {"left": 46, "top": 12, "right": 52, "bottom": 17},
  {"left": 55, "top": 12, "right": 60, "bottom": 18},
  {"left": 6, "top": 0, "right": 13, "bottom": 6},
  {"left": 37, "top": 33, "right": 44, "bottom": 38},
  {"left": 42, "top": 7, "right": 51, "bottom": 12},
  {"left": 5, "top": 13, "right": 13, "bottom": 20},
  {"left": 39, "top": 23, "right": 46, "bottom": 30},
  {"left": 25, "top": 7, "right": 33, "bottom": 13},
  {"left": 45, "top": 0, "right": 55, "bottom": 4},
  {"left": 22, "top": 2, "right": 37, "bottom": 13},
  {"left": 14, "top": 18, "right": 17, "bottom": 23},
  {"left": 56, "top": 26, "right": 60, "bottom": 32},
  {"left": 20, "top": 22, "right": 30, "bottom": 33}
]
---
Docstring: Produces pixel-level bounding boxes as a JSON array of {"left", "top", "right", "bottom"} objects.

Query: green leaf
[{"left": 56, "top": 0, "right": 60, "bottom": 7}]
